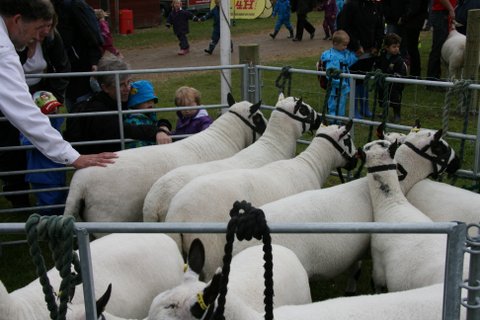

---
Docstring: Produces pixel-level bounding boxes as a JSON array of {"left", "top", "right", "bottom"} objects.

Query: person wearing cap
[
  {"left": 125, "top": 80, "right": 172, "bottom": 148},
  {"left": 0, "top": 0, "right": 116, "bottom": 184},
  {"left": 64, "top": 55, "right": 172, "bottom": 154},
  {"left": 170, "top": 86, "right": 213, "bottom": 139},
  {"left": 20, "top": 91, "right": 67, "bottom": 215},
  {"left": 94, "top": 8, "right": 123, "bottom": 58}
]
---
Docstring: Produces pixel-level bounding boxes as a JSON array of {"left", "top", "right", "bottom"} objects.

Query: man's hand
[
  {"left": 156, "top": 131, "right": 172, "bottom": 144},
  {"left": 72, "top": 152, "right": 118, "bottom": 169}
]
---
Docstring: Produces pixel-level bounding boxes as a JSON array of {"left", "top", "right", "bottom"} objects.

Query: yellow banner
[{"left": 211, "top": 0, "right": 271, "bottom": 19}]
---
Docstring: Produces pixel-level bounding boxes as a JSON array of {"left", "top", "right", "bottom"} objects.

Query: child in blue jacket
[
  {"left": 318, "top": 30, "right": 358, "bottom": 116},
  {"left": 269, "top": 0, "right": 294, "bottom": 39},
  {"left": 20, "top": 91, "right": 66, "bottom": 215}
]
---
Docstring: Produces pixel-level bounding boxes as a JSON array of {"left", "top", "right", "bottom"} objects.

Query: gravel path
[{"left": 122, "top": 30, "right": 330, "bottom": 70}]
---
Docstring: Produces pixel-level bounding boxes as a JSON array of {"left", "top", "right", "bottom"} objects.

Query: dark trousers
[
  {"left": 404, "top": 26, "right": 422, "bottom": 77},
  {"left": 295, "top": 13, "right": 315, "bottom": 40},
  {"left": 427, "top": 10, "right": 449, "bottom": 80},
  {"left": 176, "top": 32, "right": 190, "bottom": 50},
  {"left": 0, "top": 118, "right": 30, "bottom": 207}
]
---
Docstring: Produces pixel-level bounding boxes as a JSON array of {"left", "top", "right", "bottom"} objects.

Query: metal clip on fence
[
  {"left": 213, "top": 200, "right": 274, "bottom": 320},
  {"left": 461, "top": 223, "right": 480, "bottom": 319},
  {"left": 25, "top": 214, "right": 82, "bottom": 320}
]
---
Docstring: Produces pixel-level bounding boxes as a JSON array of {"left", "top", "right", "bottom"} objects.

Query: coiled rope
[
  {"left": 364, "top": 69, "right": 388, "bottom": 142},
  {"left": 321, "top": 68, "right": 343, "bottom": 118},
  {"left": 443, "top": 80, "right": 473, "bottom": 186},
  {"left": 25, "top": 214, "right": 82, "bottom": 320},
  {"left": 275, "top": 66, "right": 292, "bottom": 96},
  {"left": 213, "top": 200, "right": 274, "bottom": 320}
]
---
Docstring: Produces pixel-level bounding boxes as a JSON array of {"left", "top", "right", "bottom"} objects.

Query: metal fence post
[
  {"left": 443, "top": 222, "right": 467, "bottom": 320},
  {"left": 76, "top": 228, "right": 97, "bottom": 320},
  {"left": 463, "top": 224, "right": 480, "bottom": 320}
]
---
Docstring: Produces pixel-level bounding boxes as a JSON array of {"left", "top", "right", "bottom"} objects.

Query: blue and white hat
[{"left": 128, "top": 80, "right": 158, "bottom": 108}]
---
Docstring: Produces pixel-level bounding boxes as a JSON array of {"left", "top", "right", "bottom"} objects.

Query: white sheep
[
  {"left": 142, "top": 94, "right": 321, "bottom": 222},
  {"left": 166, "top": 121, "right": 357, "bottom": 278},
  {"left": 230, "top": 127, "right": 459, "bottom": 287},
  {"left": 145, "top": 271, "right": 464, "bottom": 320},
  {"left": 407, "top": 179, "right": 480, "bottom": 229},
  {"left": 361, "top": 139, "right": 453, "bottom": 291},
  {"left": 441, "top": 29, "right": 466, "bottom": 79},
  {"left": 147, "top": 239, "right": 311, "bottom": 320},
  {"left": 0, "top": 233, "right": 184, "bottom": 320},
  {"left": 63, "top": 95, "right": 267, "bottom": 225}
]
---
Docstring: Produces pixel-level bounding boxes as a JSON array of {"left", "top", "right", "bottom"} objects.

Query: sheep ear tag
[{"left": 227, "top": 93, "right": 236, "bottom": 107}]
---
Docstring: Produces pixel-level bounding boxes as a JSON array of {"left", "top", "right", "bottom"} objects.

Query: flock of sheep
[{"left": 1, "top": 93, "right": 479, "bottom": 320}]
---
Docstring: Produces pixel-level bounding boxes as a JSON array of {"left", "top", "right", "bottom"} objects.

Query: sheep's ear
[
  {"left": 388, "top": 140, "right": 398, "bottom": 159},
  {"left": 293, "top": 97, "right": 303, "bottom": 114},
  {"left": 277, "top": 92, "right": 285, "bottom": 103},
  {"left": 321, "top": 115, "right": 329, "bottom": 127},
  {"left": 434, "top": 129, "right": 443, "bottom": 142},
  {"left": 345, "top": 119, "right": 353, "bottom": 133},
  {"left": 203, "top": 269, "right": 222, "bottom": 305},
  {"left": 227, "top": 93, "right": 236, "bottom": 107},
  {"left": 187, "top": 239, "right": 205, "bottom": 275},
  {"left": 446, "top": 155, "right": 461, "bottom": 176},
  {"left": 355, "top": 147, "right": 366, "bottom": 162},
  {"left": 376, "top": 122, "right": 386, "bottom": 139},
  {"left": 249, "top": 100, "right": 262, "bottom": 116},
  {"left": 414, "top": 119, "right": 421, "bottom": 129},
  {"left": 96, "top": 284, "right": 112, "bottom": 318}
]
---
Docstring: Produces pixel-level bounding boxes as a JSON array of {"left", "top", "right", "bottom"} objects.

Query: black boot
[
  {"left": 288, "top": 28, "right": 294, "bottom": 39},
  {"left": 269, "top": 30, "right": 278, "bottom": 39}
]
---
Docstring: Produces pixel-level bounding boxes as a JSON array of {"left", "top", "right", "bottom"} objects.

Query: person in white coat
[{"left": 0, "top": 0, "right": 116, "bottom": 170}]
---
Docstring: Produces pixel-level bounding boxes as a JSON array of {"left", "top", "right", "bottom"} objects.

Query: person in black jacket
[
  {"left": 374, "top": 33, "right": 408, "bottom": 123},
  {"left": 383, "top": 0, "right": 429, "bottom": 77},
  {"left": 64, "top": 55, "right": 172, "bottom": 154},
  {"left": 52, "top": 0, "right": 103, "bottom": 111},
  {"left": 291, "top": 0, "right": 316, "bottom": 41},
  {"left": 337, "top": 0, "right": 384, "bottom": 118}
]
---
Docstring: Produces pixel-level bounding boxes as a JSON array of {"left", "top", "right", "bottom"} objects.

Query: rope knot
[{"left": 229, "top": 200, "right": 268, "bottom": 241}]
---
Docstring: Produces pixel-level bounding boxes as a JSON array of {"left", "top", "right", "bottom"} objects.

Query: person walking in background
[
  {"left": 269, "top": 0, "right": 294, "bottom": 39},
  {"left": 20, "top": 91, "right": 67, "bottom": 215},
  {"left": 291, "top": 0, "right": 316, "bottom": 41},
  {"left": 52, "top": 0, "right": 104, "bottom": 110},
  {"left": 95, "top": 9, "right": 123, "bottom": 58},
  {"left": 426, "top": 0, "right": 457, "bottom": 84},
  {"left": 337, "top": 0, "right": 384, "bottom": 118},
  {"left": 166, "top": 0, "right": 196, "bottom": 55},
  {"left": 336, "top": 0, "right": 345, "bottom": 14},
  {"left": 318, "top": 30, "right": 358, "bottom": 117},
  {"left": 374, "top": 33, "right": 408, "bottom": 123},
  {"left": 170, "top": 86, "right": 213, "bottom": 138},
  {"left": 322, "top": 0, "right": 337, "bottom": 40},
  {"left": 125, "top": 80, "right": 172, "bottom": 148},
  {"left": 0, "top": 0, "right": 116, "bottom": 178}
]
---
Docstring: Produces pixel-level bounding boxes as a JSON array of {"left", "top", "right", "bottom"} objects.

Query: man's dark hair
[{"left": 0, "top": 0, "right": 54, "bottom": 22}]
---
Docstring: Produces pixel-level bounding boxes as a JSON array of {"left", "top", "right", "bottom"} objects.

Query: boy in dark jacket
[
  {"left": 167, "top": 0, "right": 196, "bottom": 55},
  {"left": 374, "top": 33, "right": 408, "bottom": 123}
]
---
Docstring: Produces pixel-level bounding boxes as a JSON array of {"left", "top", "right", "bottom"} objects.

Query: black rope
[
  {"left": 322, "top": 68, "right": 343, "bottom": 118},
  {"left": 213, "top": 200, "right": 273, "bottom": 320}
]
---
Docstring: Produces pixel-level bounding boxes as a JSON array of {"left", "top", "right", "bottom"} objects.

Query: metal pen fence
[
  {"left": 1, "top": 64, "right": 480, "bottom": 211},
  {"left": 0, "top": 221, "right": 478, "bottom": 320}
]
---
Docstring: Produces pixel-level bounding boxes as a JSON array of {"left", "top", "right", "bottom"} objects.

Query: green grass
[{"left": 1, "top": 11, "right": 478, "bottom": 301}]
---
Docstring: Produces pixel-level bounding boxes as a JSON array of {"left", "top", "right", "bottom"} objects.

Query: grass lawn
[{"left": 1, "top": 10, "right": 478, "bottom": 303}]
